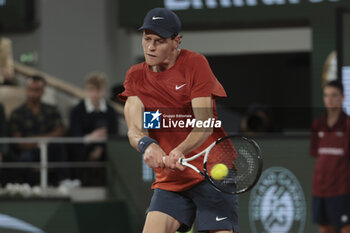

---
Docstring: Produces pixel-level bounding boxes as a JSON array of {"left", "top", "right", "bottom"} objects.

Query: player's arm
[
  {"left": 124, "top": 96, "right": 165, "bottom": 168},
  {"left": 165, "top": 97, "right": 213, "bottom": 170}
]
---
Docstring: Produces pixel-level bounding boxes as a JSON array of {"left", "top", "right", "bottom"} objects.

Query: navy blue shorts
[
  {"left": 148, "top": 181, "right": 239, "bottom": 232},
  {"left": 312, "top": 193, "right": 350, "bottom": 227}
]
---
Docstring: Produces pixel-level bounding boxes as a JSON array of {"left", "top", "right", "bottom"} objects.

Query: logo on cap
[
  {"left": 152, "top": 16, "right": 164, "bottom": 20},
  {"left": 139, "top": 8, "right": 181, "bottom": 38}
]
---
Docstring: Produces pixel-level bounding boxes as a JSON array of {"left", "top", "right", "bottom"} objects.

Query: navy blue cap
[{"left": 139, "top": 8, "right": 181, "bottom": 38}]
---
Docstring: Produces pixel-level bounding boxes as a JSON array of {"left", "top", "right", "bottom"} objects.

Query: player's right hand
[
  {"left": 143, "top": 143, "right": 166, "bottom": 169},
  {"left": 164, "top": 149, "right": 186, "bottom": 171}
]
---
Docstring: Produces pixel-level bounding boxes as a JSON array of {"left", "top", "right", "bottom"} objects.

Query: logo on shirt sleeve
[{"left": 143, "top": 110, "right": 162, "bottom": 129}]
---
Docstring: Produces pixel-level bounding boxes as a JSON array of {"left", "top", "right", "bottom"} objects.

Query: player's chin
[{"left": 145, "top": 58, "right": 159, "bottom": 66}]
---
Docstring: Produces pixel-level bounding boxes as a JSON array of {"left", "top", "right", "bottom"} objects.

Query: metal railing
[{"left": 0, "top": 137, "right": 106, "bottom": 192}]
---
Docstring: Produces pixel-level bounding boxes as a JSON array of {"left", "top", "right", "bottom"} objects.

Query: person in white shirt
[{"left": 69, "top": 72, "right": 117, "bottom": 186}]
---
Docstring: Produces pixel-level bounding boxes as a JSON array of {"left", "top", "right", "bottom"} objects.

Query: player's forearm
[
  {"left": 127, "top": 127, "right": 147, "bottom": 152},
  {"left": 174, "top": 127, "right": 213, "bottom": 155},
  {"left": 124, "top": 96, "right": 148, "bottom": 152},
  {"left": 175, "top": 97, "right": 214, "bottom": 155}
]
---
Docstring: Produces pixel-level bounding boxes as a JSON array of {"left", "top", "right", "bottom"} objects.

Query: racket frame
[
  {"left": 179, "top": 141, "right": 216, "bottom": 176},
  {"left": 180, "top": 135, "right": 263, "bottom": 195}
]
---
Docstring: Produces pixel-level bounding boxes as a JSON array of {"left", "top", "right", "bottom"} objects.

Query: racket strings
[
  {"left": 234, "top": 140, "right": 259, "bottom": 191},
  {"left": 207, "top": 137, "right": 260, "bottom": 194}
]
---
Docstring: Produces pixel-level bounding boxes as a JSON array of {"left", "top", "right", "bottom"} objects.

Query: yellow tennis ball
[{"left": 211, "top": 163, "right": 228, "bottom": 181}]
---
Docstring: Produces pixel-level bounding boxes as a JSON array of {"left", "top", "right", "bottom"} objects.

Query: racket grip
[
  {"left": 162, "top": 156, "right": 183, "bottom": 164},
  {"left": 179, "top": 158, "right": 184, "bottom": 164}
]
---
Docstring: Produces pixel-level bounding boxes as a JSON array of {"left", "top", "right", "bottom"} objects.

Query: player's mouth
[{"left": 147, "top": 53, "right": 157, "bottom": 58}]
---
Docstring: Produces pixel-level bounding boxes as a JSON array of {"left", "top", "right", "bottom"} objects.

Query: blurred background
[{"left": 0, "top": 0, "right": 350, "bottom": 232}]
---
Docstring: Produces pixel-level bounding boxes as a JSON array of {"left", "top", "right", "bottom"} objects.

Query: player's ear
[{"left": 173, "top": 35, "right": 182, "bottom": 49}]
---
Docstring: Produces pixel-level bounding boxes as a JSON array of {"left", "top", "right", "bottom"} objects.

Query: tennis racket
[{"left": 164, "top": 135, "right": 263, "bottom": 195}]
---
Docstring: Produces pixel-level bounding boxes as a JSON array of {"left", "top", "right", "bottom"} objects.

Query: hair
[
  {"left": 28, "top": 74, "right": 47, "bottom": 86},
  {"left": 85, "top": 72, "right": 107, "bottom": 89},
  {"left": 324, "top": 80, "right": 344, "bottom": 95},
  {"left": 171, "top": 34, "right": 183, "bottom": 40}
]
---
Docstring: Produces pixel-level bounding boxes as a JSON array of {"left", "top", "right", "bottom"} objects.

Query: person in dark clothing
[
  {"left": 9, "top": 75, "right": 68, "bottom": 186},
  {"left": 0, "top": 103, "right": 6, "bottom": 162},
  {"left": 0, "top": 103, "right": 13, "bottom": 186},
  {"left": 69, "top": 72, "right": 117, "bottom": 186}
]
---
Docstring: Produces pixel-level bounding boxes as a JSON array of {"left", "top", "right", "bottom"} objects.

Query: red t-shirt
[
  {"left": 119, "top": 49, "right": 228, "bottom": 191},
  {"left": 310, "top": 112, "right": 350, "bottom": 197}
]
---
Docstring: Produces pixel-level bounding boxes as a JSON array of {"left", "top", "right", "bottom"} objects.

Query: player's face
[
  {"left": 26, "top": 80, "right": 44, "bottom": 103},
  {"left": 142, "top": 30, "right": 178, "bottom": 67},
  {"left": 323, "top": 86, "right": 344, "bottom": 110}
]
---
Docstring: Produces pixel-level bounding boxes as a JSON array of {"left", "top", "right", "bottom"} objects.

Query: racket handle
[
  {"left": 162, "top": 156, "right": 184, "bottom": 164},
  {"left": 179, "top": 158, "right": 184, "bottom": 164}
]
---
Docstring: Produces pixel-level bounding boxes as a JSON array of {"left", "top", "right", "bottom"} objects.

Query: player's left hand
[{"left": 164, "top": 149, "right": 186, "bottom": 171}]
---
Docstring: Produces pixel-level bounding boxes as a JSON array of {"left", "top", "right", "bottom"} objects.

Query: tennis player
[
  {"left": 119, "top": 8, "right": 238, "bottom": 233},
  {"left": 310, "top": 80, "right": 350, "bottom": 233}
]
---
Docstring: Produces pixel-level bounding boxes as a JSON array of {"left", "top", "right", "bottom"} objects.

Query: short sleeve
[
  {"left": 189, "top": 54, "right": 227, "bottom": 100},
  {"left": 118, "top": 67, "right": 140, "bottom": 102},
  {"left": 310, "top": 120, "right": 319, "bottom": 157}
]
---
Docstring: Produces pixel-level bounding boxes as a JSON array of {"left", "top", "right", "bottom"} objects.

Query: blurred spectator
[
  {"left": 0, "top": 25, "right": 15, "bottom": 85},
  {"left": 69, "top": 72, "right": 117, "bottom": 186},
  {"left": 0, "top": 102, "right": 12, "bottom": 185},
  {"left": 0, "top": 103, "right": 6, "bottom": 162},
  {"left": 9, "top": 75, "right": 68, "bottom": 186},
  {"left": 0, "top": 103, "right": 6, "bottom": 185},
  {"left": 309, "top": 80, "right": 350, "bottom": 232}
]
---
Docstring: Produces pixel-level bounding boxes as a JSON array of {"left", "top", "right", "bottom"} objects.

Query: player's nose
[{"left": 148, "top": 42, "right": 155, "bottom": 51}]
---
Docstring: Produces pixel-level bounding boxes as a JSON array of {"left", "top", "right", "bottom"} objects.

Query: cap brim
[{"left": 138, "top": 25, "right": 173, "bottom": 38}]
